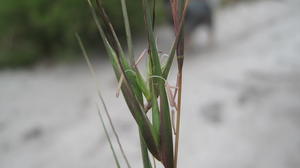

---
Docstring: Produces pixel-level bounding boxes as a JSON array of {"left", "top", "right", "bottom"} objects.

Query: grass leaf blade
[
  {"left": 139, "top": 130, "right": 153, "bottom": 168},
  {"left": 120, "top": 0, "right": 134, "bottom": 65},
  {"left": 76, "top": 34, "right": 132, "bottom": 168},
  {"left": 159, "top": 85, "right": 174, "bottom": 168},
  {"left": 96, "top": 104, "right": 121, "bottom": 168}
]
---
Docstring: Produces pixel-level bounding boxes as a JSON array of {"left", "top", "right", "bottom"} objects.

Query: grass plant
[{"left": 77, "top": 0, "right": 190, "bottom": 167}]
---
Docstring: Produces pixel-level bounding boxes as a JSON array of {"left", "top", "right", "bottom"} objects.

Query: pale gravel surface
[{"left": 1, "top": 1, "right": 300, "bottom": 168}]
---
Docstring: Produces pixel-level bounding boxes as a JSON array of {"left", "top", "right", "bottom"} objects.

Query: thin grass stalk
[
  {"left": 139, "top": 130, "right": 153, "bottom": 168},
  {"left": 95, "top": 0, "right": 126, "bottom": 59},
  {"left": 76, "top": 30, "right": 157, "bottom": 168},
  {"left": 141, "top": 0, "right": 162, "bottom": 75},
  {"left": 115, "top": 0, "right": 151, "bottom": 109},
  {"left": 76, "top": 34, "right": 133, "bottom": 168},
  {"left": 101, "top": 96, "right": 132, "bottom": 168},
  {"left": 162, "top": 0, "right": 189, "bottom": 79},
  {"left": 96, "top": 104, "right": 121, "bottom": 168},
  {"left": 86, "top": 0, "right": 117, "bottom": 55},
  {"left": 120, "top": 0, "right": 134, "bottom": 65},
  {"left": 174, "top": 0, "right": 189, "bottom": 167},
  {"left": 170, "top": 0, "right": 179, "bottom": 32},
  {"left": 173, "top": 71, "right": 182, "bottom": 168}
]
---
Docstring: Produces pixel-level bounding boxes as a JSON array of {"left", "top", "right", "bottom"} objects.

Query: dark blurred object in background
[
  {"left": 185, "top": 0, "right": 214, "bottom": 44},
  {"left": 164, "top": 0, "right": 214, "bottom": 45},
  {"left": 0, "top": 0, "right": 145, "bottom": 68}
]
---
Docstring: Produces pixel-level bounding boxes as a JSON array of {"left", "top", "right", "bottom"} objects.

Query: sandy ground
[{"left": 1, "top": 0, "right": 300, "bottom": 168}]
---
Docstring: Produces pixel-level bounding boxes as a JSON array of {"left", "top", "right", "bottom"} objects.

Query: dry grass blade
[
  {"left": 172, "top": 1, "right": 190, "bottom": 167},
  {"left": 163, "top": 0, "right": 190, "bottom": 79}
]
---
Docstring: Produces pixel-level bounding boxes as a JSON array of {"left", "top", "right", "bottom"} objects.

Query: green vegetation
[
  {"left": 77, "top": 0, "right": 189, "bottom": 168},
  {"left": 0, "top": 0, "right": 147, "bottom": 68}
]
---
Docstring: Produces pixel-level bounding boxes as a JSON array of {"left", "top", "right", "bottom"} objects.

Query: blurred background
[{"left": 1, "top": 0, "right": 300, "bottom": 167}]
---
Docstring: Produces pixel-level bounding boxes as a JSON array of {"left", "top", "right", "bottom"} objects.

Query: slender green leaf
[
  {"left": 76, "top": 34, "right": 132, "bottom": 168},
  {"left": 141, "top": 0, "right": 162, "bottom": 76},
  {"left": 120, "top": 0, "right": 134, "bottom": 65},
  {"left": 95, "top": 0, "right": 126, "bottom": 60},
  {"left": 115, "top": 55, "right": 160, "bottom": 159},
  {"left": 150, "top": 79, "right": 160, "bottom": 138},
  {"left": 96, "top": 104, "right": 121, "bottom": 168},
  {"left": 159, "top": 85, "right": 174, "bottom": 168},
  {"left": 136, "top": 71, "right": 151, "bottom": 101},
  {"left": 139, "top": 130, "right": 153, "bottom": 168}
]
